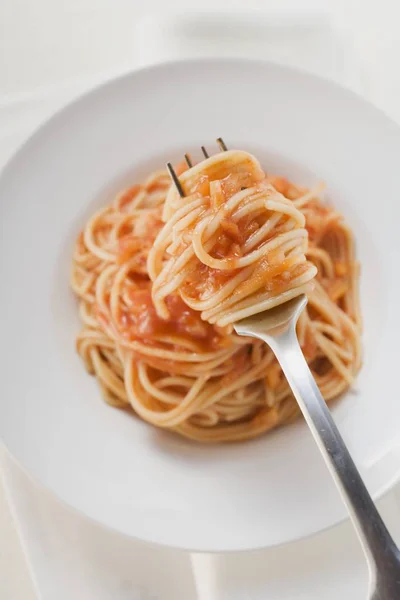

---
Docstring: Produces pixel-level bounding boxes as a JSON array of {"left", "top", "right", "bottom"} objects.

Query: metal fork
[
  {"left": 166, "top": 137, "right": 228, "bottom": 198},
  {"left": 168, "top": 140, "right": 400, "bottom": 599},
  {"left": 235, "top": 296, "right": 400, "bottom": 599}
]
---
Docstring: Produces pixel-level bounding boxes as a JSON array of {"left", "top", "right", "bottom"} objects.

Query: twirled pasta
[{"left": 149, "top": 151, "right": 317, "bottom": 328}]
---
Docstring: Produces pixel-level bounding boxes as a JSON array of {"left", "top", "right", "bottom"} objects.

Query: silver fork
[
  {"left": 167, "top": 140, "right": 400, "bottom": 599},
  {"left": 234, "top": 295, "right": 400, "bottom": 600}
]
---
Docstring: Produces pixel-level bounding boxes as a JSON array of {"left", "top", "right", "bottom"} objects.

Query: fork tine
[
  {"left": 169, "top": 139, "right": 228, "bottom": 196},
  {"left": 166, "top": 162, "right": 185, "bottom": 197},
  {"left": 216, "top": 138, "right": 228, "bottom": 151}
]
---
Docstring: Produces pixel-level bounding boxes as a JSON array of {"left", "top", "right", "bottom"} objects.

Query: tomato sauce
[{"left": 120, "top": 290, "right": 225, "bottom": 351}]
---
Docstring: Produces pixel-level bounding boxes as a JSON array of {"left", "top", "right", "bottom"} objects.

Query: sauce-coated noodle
[{"left": 71, "top": 151, "right": 361, "bottom": 442}]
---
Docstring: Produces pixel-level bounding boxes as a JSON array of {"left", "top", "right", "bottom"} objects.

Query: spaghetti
[
  {"left": 149, "top": 151, "right": 316, "bottom": 328},
  {"left": 71, "top": 151, "right": 361, "bottom": 442}
]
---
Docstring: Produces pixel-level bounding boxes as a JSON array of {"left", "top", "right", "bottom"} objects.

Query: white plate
[{"left": 0, "top": 59, "right": 400, "bottom": 552}]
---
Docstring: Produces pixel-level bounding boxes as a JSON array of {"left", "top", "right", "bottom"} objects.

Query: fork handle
[{"left": 265, "top": 326, "right": 400, "bottom": 597}]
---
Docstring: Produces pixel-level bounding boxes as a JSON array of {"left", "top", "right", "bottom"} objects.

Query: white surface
[
  {"left": 133, "top": 10, "right": 362, "bottom": 93},
  {"left": 1, "top": 58, "right": 400, "bottom": 553},
  {"left": 191, "top": 488, "right": 400, "bottom": 600},
  {"left": 1, "top": 450, "right": 197, "bottom": 600},
  {"left": 2, "top": 0, "right": 400, "bottom": 123},
  {"left": 0, "top": 468, "right": 36, "bottom": 600},
  {"left": 4, "top": 443, "right": 400, "bottom": 600},
  {"left": 2, "top": 1, "right": 400, "bottom": 597}
]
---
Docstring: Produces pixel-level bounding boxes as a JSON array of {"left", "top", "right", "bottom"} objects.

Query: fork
[
  {"left": 234, "top": 294, "right": 400, "bottom": 600},
  {"left": 167, "top": 141, "right": 400, "bottom": 599}
]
